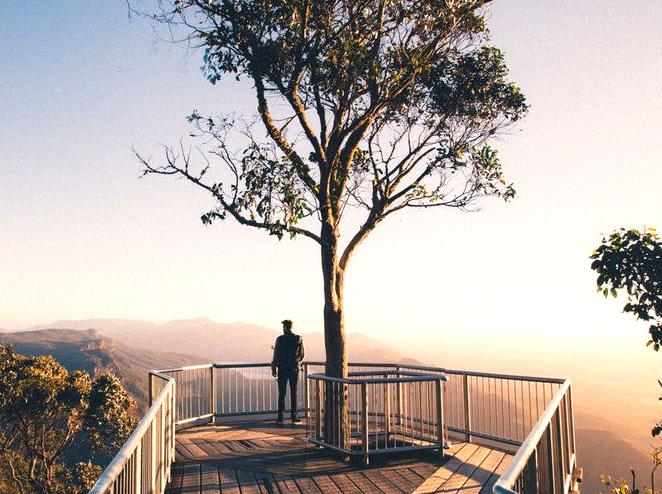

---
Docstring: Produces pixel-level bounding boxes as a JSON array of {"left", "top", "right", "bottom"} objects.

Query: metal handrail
[
  {"left": 493, "top": 380, "right": 576, "bottom": 494},
  {"left": 89, "top": 371, "right": 175, "bottom": 494},
  {"left": 307, "top": 361, "right": 566, "bottom": 384},
  {"left": 309, "top": 371, "right": 448, "bottom": 384}
]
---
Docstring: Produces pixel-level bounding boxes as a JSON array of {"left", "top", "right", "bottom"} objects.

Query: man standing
[{"left": 271, "top": 319, "right": 305, "bottom": 423}]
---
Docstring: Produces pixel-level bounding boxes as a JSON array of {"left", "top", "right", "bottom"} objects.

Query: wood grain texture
[{"left": 166, "top": 420, "right": 511, "bottom": 493}]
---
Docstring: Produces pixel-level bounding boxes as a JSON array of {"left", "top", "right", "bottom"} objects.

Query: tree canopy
[
  {"left": 140, "top": 0, "right": 526, "bottom": 246},
  {"left": 0, "top": 344, "right": 137, "bottom": 494}
]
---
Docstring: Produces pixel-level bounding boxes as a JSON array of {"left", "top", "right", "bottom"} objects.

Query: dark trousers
[{"left": 277, "top": 369, "right": 299, "bottom": 418}]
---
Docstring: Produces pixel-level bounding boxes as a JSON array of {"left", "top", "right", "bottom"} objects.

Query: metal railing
[
  {"left": 307, "top": 370, "right": 447, "bottom": 464},
  {"left": 157, "top": 363, "right": 307, "bottom": 425},
  {"left": 88, "top": 371, "right": 175, "bottom": 494},
  {"left": 88, "top": 361, "right": 576, "bottom": 494},
  {"left": 493, "top": 381, "right": 577, "bottom": 494}
]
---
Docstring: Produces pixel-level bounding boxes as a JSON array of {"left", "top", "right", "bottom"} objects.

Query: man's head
[{"left": 281, "top": 319, "right": 293, "bottom": 334}]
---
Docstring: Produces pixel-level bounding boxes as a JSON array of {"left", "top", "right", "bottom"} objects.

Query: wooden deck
[{"left": 166, "top": 420, "right": 512, "bottom": 494}]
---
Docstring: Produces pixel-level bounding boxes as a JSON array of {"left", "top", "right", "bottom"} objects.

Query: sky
[{"left": 1, "top": 1, "right": 661, "bottom": 363}]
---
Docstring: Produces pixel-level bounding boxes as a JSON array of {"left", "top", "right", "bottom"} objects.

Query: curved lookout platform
[{"left": 89, "top": 362, "right": 581, "bottom": 494}]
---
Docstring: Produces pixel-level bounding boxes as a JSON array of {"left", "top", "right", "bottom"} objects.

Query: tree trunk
[{"left": 320, "top": 220, "right": 350, "bottom": 450}]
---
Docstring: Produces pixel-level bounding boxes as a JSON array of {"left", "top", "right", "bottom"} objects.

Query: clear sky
[{"left": 1, "top": 1, "right": 661, "bottom": 360}]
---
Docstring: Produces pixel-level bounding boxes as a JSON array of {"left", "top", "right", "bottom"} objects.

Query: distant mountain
[
  {"left": 23, "top": 317, "right": 408, "bottom": 364},
  {"left": 0, "top": 328, "right": 206, "bottom": 408}
]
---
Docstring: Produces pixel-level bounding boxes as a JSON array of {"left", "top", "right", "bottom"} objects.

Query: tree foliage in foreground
[
  {"left": 592, "top": 229, "right": 662, "bottom": 491},
  {"left": 591, "top": 227, "right": 662, "bottom": 349},
  {"left": 600, "top": 448, "right": 662, "bottom": 494},
  {"left": 0, "top": 344, "right": 137, "bottom": 494}
]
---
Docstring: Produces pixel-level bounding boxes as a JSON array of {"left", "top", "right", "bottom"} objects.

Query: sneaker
[{"left": 291, "top": 416, "right": 302, "bottom": 424}]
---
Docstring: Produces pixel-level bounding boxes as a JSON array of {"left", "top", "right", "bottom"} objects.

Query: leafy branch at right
[{"left": 591, "top": 227, "right": 662, "bottom": 350}]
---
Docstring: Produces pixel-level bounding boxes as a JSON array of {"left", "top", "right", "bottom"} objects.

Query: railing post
[
  {"left": 568, "top": 386, "right": 576, "bottom": 456},
  {"left": 150, "top": 419, "right": 157, "bottom": 494},
  {"left": 134, "top": 441, "right": 142, "bottom": 494},
  {"left": 463, "top": 373, "right": 472, "bottom": 443},
  {"left": 435, "top": 378, "right": 445, "bottom": 457},
  {"left": 361, "top": 382, "right": 369, "bottom": 466},
  {"left": 384, "top": 382, "right": 391, "bottom": 440},
  {"left": 547, "top": 422, "right": 557, "bottom": 494},
  {"left": 315, "top": 379, "right": 322, "bottom": 439},
  {"left": 534, "top": 447, "right": 541, "bottom": 492},
  {"left": 159, "top": 407, "right": 165, "bottom": 491},
  {"left": 555, "top": 405, "right": 566, "bottom": 490},
  {"left": 171, "top": 384, "right": 176, "bottom": 463},
  {"left": 210, "top": 365, "right": 216, "bottom": 425},
  {"left": 148, "top": 373, "right": 153, "bottom": 407},
  {"left": 303, "top": 363, "right": 310, "bottom": 419},
  {"left": 395, "top": 365, "right": 403, "bottom": 427}
]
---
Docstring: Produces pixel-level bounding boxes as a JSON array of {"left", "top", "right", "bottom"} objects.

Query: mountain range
[{"left": 21, "top": 317, "right": 408, "bottom": 363}]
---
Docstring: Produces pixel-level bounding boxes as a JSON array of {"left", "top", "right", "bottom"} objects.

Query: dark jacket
[{"left": 271, "top": 333, "right": 305, "bottom": 373}]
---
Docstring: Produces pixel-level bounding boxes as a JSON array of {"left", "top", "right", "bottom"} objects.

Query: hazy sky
[{"left": 1, "top": 2, "right": 661, "bottom": 359}]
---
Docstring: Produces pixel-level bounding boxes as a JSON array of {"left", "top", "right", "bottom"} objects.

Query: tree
[
  {"left": 592, "top": 228, "right": 662, "bottom": 490},
  {"left": 590, "top": 227, "right": 662, "bottom": 350},
  {"left": 0, "top": 344, "right": 137, "bottom": 494},
  {"left": 136, "top": 0, "right": 527, "bottom": 440}
]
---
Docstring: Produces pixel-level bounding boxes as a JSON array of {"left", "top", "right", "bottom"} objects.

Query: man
[{"left": 271, "top": 319, "right": 305, "bottom": 423}]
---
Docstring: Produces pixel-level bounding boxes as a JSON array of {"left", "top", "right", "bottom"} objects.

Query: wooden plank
[
  {"left": 201, "top": 464, "right": 220, "bottom": 494},
  {"left": 292, "top": 476, "right": 323, "bottom": 494},
  {"left": 254, "top": 471, "right": 277, "bottom": 494},
  {"left": 207, "top": 440, "right": 236, "bottom": 456},
  {"left": 433, "top": 445, "right": 492, "bottom": 493},
  {"left": 328, "top": 473, "right": 363, "bottom": 494},
  {"left": 272, "top": 474, "right": 302, "bottom": 493},
  {"left": 408, "top": 464, "right": 438, "bottom": 482},
  {"left": 411, "top": 443, "right": 479, "bottom": 494},
  {"left": 179, "top": 440, "right": 209, "bottom": 459},
  {"left": 361, "top": 469, "right": 405, "bottom": 494},
  {"left": 393, "top": 467, "right": 425, "bottom": 485},
  {"left": 332, "top": 471, "right": 385, "bottom": 494},
  {"left": 196, "top": 440, "right": 223, "bottom": 458},
  {"left": 236, "top": 469, "right": 262, "bottom": 494},
  {"left": 378, "top": 469, "right": 415, "bottom": 493},
  {"left": 176, "top": 443, "right": 195, "bottom": 461},
  {"left": 478, "top": 453, "right": 512, "bottom": 494},
  {"left": 181, "top": 463, "right": 200, "bottom": 494},
  {"left": 311, "top": 475, "right": 343, "bottom": 494},
  {"left": 461, "top": 450, "right": 506, "bottom": 494},
  {"left": 218, "top": 468, "right": 241, "bottom": 494},
  {"left": 223, "top": 440, "right": 253, "bottom": 454}
]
